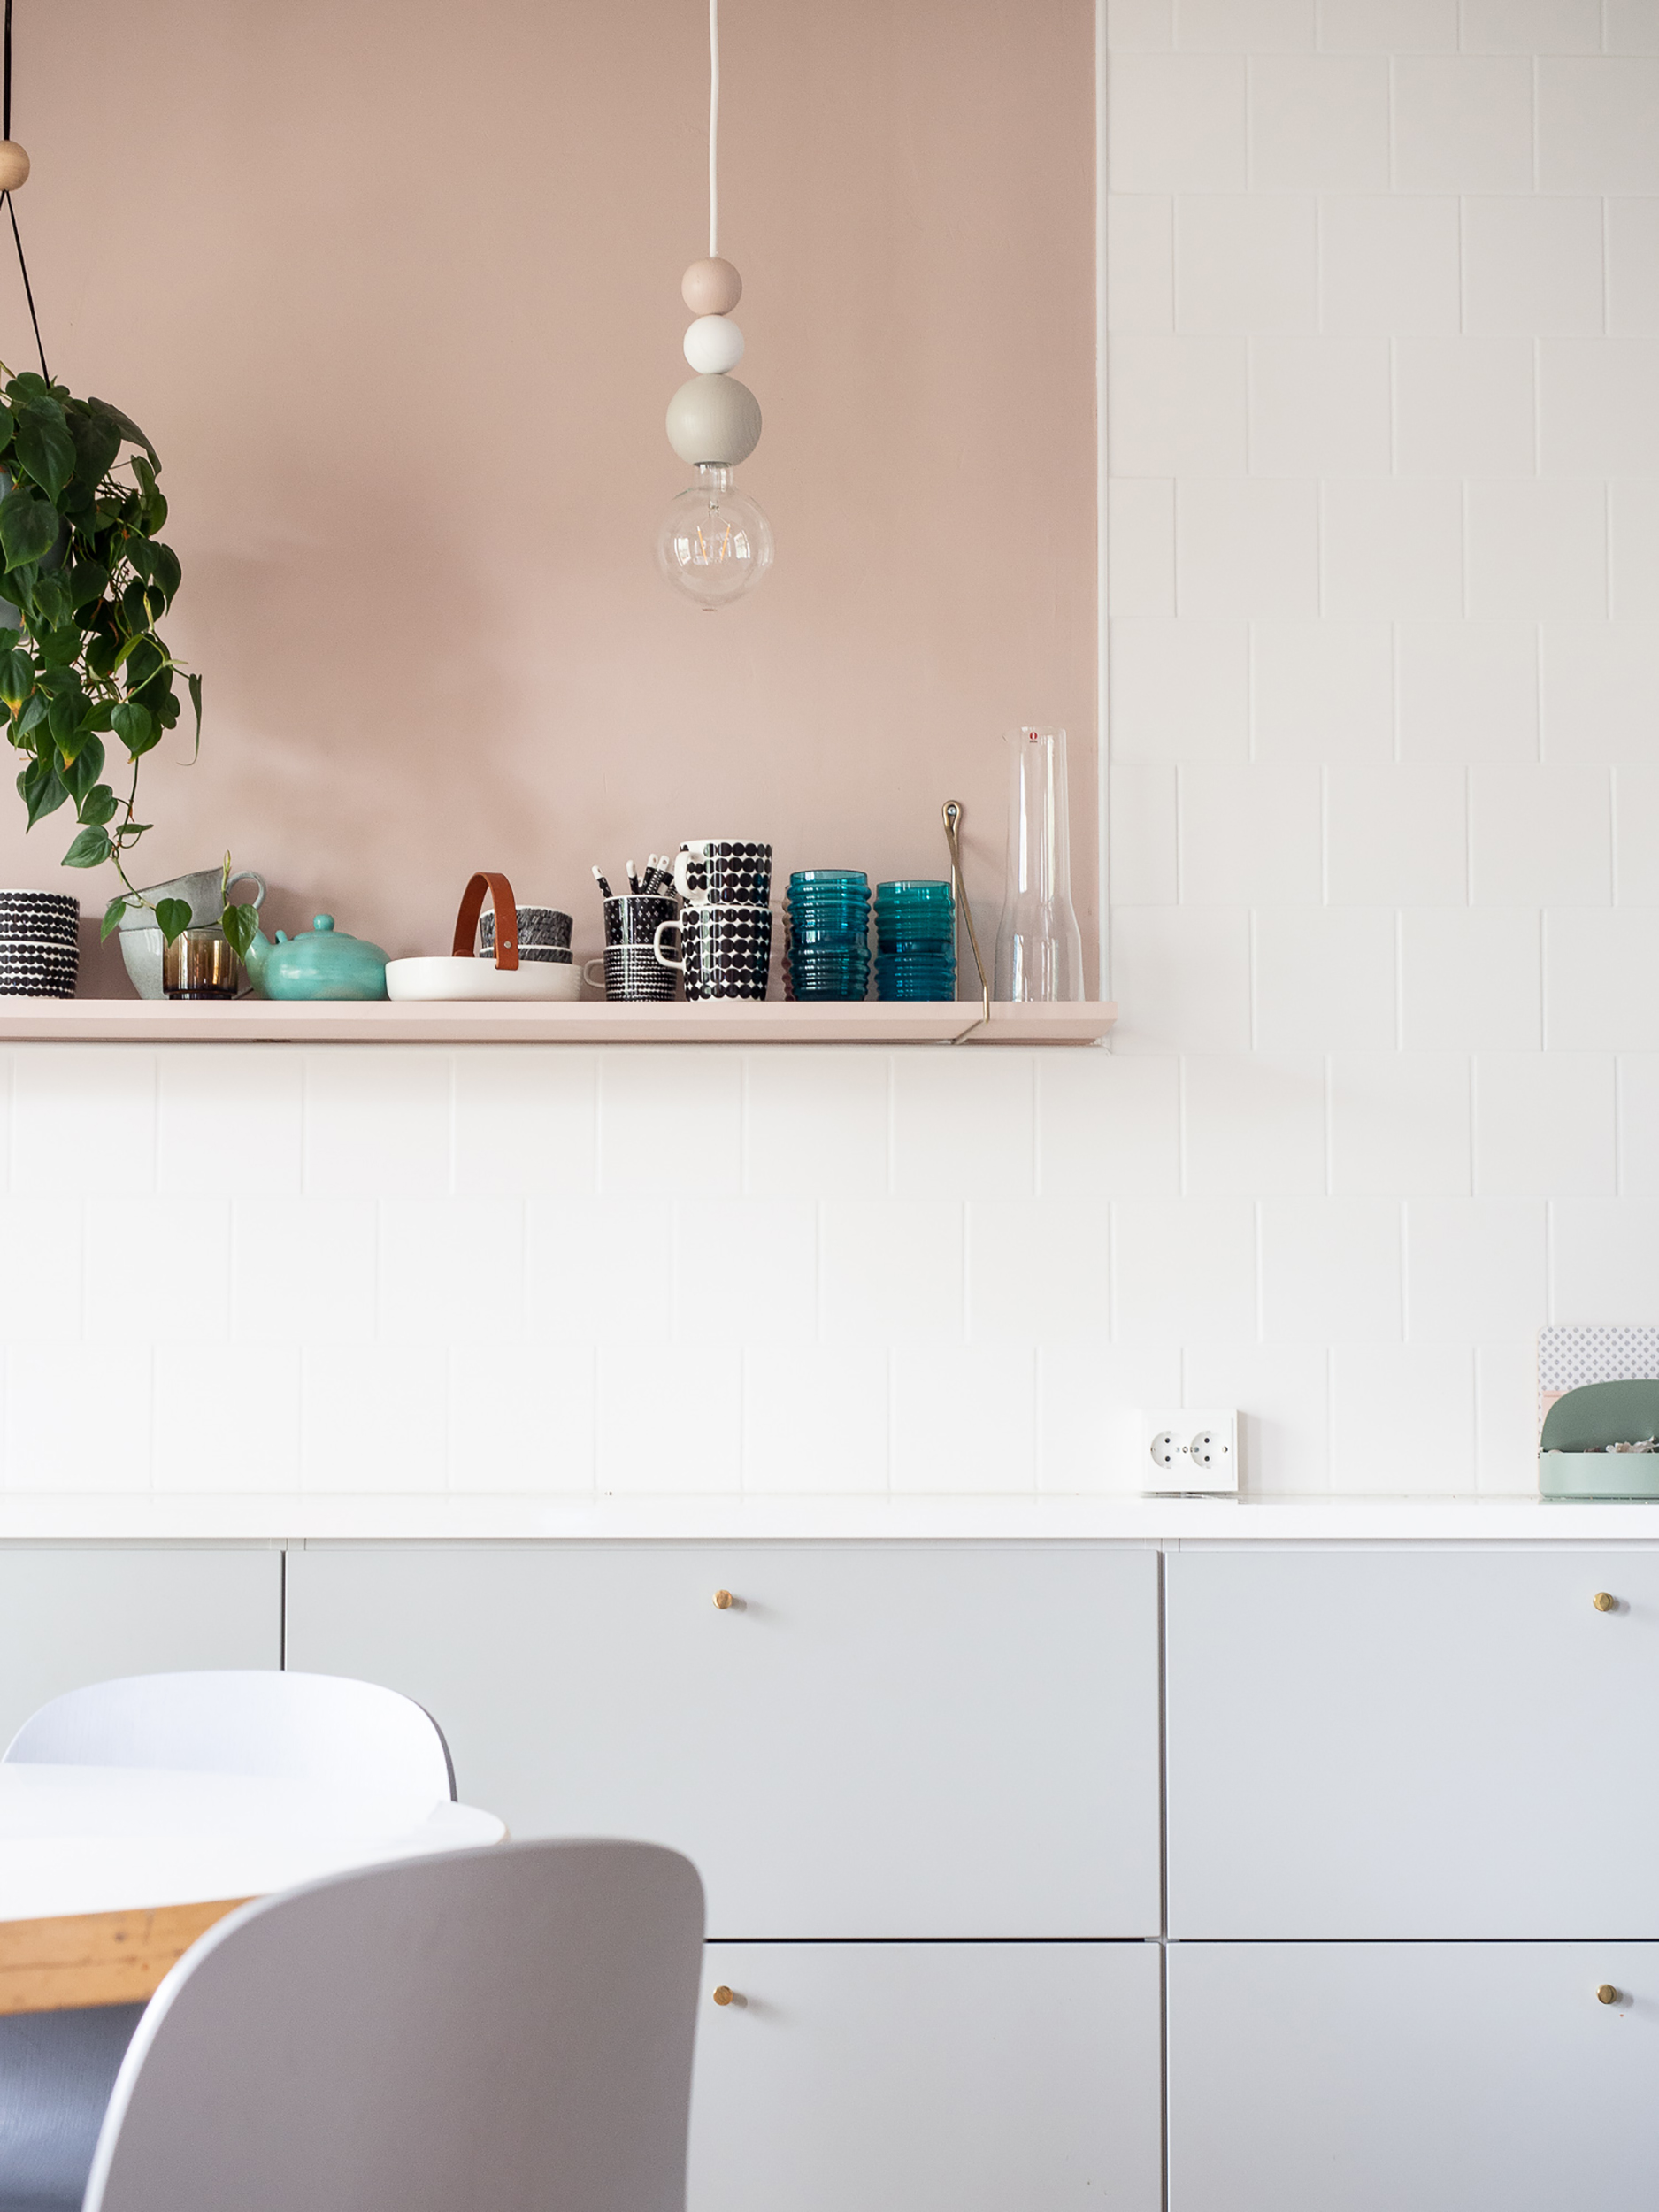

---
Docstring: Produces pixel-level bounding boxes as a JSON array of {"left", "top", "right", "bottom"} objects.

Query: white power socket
[{"left": 1141, "top": 1409, "right": 1239, "bottom": 1495}]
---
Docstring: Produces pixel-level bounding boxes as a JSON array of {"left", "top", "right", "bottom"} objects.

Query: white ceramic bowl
[{"left": 384, "top": 956, "right": 583, "bottom": 1002}]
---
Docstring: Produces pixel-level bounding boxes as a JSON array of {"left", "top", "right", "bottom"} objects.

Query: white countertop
[{"left": 1, "top": 1493, "right": 1658, "bottom": 1545}]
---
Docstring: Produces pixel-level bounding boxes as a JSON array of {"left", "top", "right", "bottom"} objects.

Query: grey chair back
[{"left": 83, "top": 1838, "right": 704, "bottom": 2212}]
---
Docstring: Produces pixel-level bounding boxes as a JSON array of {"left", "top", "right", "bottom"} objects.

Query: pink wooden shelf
[{"left": 0, "top": 998, "right": 1118, "bottom": 1047}]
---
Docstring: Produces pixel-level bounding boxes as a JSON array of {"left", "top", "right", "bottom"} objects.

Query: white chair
[
  {"left": 83, "top": 1838, "right": 703, "bottom": 2212},
  {"left": 4, "top": 1670, "right": 455, "bottom": 1824},
  {"left": 0, "top": 1671, "right": 458, "bottom": 2212}
]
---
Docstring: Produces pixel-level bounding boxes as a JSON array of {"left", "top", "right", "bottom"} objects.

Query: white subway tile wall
[
  {"left": 0, "top": 16, "right": 1654, "bottom": 1507},
  {"left": 1102, "top": 1, "right": 1659, "bottom": 1492}
]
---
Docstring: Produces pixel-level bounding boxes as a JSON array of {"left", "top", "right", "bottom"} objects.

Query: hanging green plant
[{"left": 0, "top": 364, "right": 229, "bottom": 951}]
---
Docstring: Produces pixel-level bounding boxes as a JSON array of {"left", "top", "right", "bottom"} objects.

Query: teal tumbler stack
[
  {"left": 786, "top": 870, "right": 870, "bottom": 1000},
  {"left": 875, "top": 880, "right": 956, "bottom": 1001}
]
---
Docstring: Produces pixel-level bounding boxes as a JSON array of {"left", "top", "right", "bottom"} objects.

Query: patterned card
[{"left": 1539, "top": 1325, "right": 1659, "bottom": 1439}]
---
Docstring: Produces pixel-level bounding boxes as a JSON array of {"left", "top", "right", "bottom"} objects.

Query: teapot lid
[{"left": 312, "top": 915, "right": 335, "bottom": 933}]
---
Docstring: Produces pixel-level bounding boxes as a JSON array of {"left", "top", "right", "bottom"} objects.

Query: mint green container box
[{"left": 1540, "top": 1379, "right": 1659, "bottom": 1501}]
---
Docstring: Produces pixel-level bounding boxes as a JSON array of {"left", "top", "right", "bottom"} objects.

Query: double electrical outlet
[{"left": 1141, "top": 1409, "right": 1239, "bottom": 1496}]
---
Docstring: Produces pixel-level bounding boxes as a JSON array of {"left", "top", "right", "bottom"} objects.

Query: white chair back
[
  {"left": 3, "top": 1671, "right": 455, "bottom": 1828},
  {"left": 83, "top": 1839, "right": 704, "bottom": 2212}
]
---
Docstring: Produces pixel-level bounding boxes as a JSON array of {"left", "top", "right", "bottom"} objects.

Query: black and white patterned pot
[
  {"left": 477, "top": 906, "right": 572, "bottom": 960},
  {"left": 0, "top": 890, "right": 78, "bottom": 949},
  {"left": 0, "top": 933, "right": 78, "bottom": 998}
]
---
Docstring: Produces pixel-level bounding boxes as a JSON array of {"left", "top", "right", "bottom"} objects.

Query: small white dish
[{"left": 384, "top": 957, "right": 583, "bottom": 1002}]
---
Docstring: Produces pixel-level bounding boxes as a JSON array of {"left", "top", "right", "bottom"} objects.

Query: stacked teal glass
[
  {"left": 876, "top": 879, "right": 956, "bottom": 1001},
  {"left": 786, "top": 870, "right": 870, "bottom": 1000}
]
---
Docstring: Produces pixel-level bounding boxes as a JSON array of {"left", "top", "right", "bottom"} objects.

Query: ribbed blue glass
[{"left": 786, "top": 872, "right": 871, "bottom": 1001}]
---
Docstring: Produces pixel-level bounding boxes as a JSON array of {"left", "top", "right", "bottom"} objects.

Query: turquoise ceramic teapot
[{"left": 243, "top": 914, "right": 389, "bottom": 1001}]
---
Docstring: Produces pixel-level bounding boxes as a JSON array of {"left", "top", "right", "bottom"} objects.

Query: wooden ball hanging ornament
[
  {"left": 681, "top": 256, "right": 741, "bottom": 317},
  {"left": 0, "top": 142, "right": 29, "bottom": 191}
]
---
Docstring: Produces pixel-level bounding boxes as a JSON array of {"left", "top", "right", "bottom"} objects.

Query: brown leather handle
[{"left": 449, "top": 872, "right": 519, "bottom": 969}]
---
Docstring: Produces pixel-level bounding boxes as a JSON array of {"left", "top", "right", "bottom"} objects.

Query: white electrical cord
[{"left": 708, "top": 0, "right": 719, "bottom": 257}]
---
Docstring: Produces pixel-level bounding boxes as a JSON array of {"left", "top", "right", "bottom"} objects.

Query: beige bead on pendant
[
  {"left": 680, "top": 256, "right": 742, "bottom": 317},
  {"left": 0, "top": 142, "right": 31, "bottom": 191}
]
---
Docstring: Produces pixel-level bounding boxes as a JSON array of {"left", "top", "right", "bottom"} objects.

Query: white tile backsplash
[
  {"left": 1463, "top": 196, "right": 1606, "bottom": 336},
  {"left": 4, "top": 17, "right": 1654, "bottom": 1516}
]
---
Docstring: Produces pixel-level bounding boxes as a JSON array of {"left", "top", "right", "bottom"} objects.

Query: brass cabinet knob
[
  {"left": 712, "top": 1985, "right": 735, "bottom": 2007},
  {"left": 713, "top": 1589, "right": 733, "bottom": 1609},
  {"left": 1598, "top": 1985, "right": 1619, "bottom": 2005},
  {"left": 1594, "top": 1592, "right": 1617, "bottom": 1612}
]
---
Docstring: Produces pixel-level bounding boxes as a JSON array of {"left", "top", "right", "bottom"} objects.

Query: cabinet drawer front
[
  {"left": 0, "top": 1548, "right": 280, "bottom": 1747},
  {"left": 693, "top": 1942, "right": 1161, "bottom": 2212},
  {"left": 286, "top": 1546, "right": 1161, "bottom": 1936},
  {"left": 1169, "top": 1939, "right": 1659, "bottom": 2212},
  {"left": 1167, "top": 1550, "right": 1659, "bottom": 1937}
]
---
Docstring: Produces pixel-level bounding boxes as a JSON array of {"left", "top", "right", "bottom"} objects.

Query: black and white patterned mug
[
  {"left": 654, "top": 902, "right": 772, "bottom": 1002},
  {"left": 602, "top": 893, "right": 677, "bottom": 949},
  {"left": 583, "top": 942, "right": 677, "bottom": 1002},
  {"left": 672, "top": 840, "right": 772, "bottom": 907}
]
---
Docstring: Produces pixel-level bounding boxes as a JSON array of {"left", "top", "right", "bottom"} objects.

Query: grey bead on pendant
[{"left": 665, "top": 373, "right": 762, "bottom": 466}]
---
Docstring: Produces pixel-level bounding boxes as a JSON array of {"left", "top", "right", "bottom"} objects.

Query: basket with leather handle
[{"left": 384, "top": 873, "right": 581, "bottom": 1002}]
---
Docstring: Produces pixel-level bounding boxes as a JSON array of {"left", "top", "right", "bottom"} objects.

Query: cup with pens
[{"left": 583, "top": 857, "right": 680, "bottom": 1002}]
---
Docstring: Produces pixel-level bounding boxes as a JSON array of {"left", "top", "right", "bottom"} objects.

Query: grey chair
[{"left": 82, "top": 1838, "right": 704, "bottom": 2212}]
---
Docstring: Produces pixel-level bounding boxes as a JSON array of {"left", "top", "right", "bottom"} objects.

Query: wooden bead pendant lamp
[{"left": 655, "top": 0, "right": 773, "bottom": 610}]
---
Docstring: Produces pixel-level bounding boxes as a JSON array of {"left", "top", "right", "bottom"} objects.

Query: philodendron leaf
[
  {"left": 76, "top": 782, "right": 116, "bottom": 828},
  {"left": 65, "top": 561, "right": 108, "bottom": 611},
  {"left": 39, "top": 623, "right": 81, "bottom": 671},
  {"left": 149, "top": 544, "right": 180, "bottom": 602},
  {"left": 0, "top": 648, "right": 31, "bottom": 710},
  {"left": 111, "top": 699, "right": 154, "bottom": 755},
  {"left": 18, "top": 753, "right": 65, "bottom": 826},
  {"left": 46, "top": 688, "right": 85, "bottom": 748},
  {"left": 29, "top": 575, "right": 73, "bottom": 630},
  {"left": 0, "top": 488, "right": 58, "bottom": 567},
  {"left": 14, "top": 403, "right": 75, "bottom": 504},
  {"left": 62, "top": 824, "right": 111, "bottom": 869},
  {"left": 85, "top": 397, "right": 158, "bottom": 466},
  {"left": 187, "top": 671, "right": 202, "bottom": 760},
  {"left": 64, "top": 736, "right": 104, "bottom": 800},
  {"left": 220, "top": 900, "right": 258, "bottom": 962},
  {"left": 99, "top": 895, "right": 127, "bottom": 942},
  {"left": 154, "top": 895, "right": 190, "bottom": 944},
  {"left": 63, "top": 404, "right": 120, "bottom": 492}
]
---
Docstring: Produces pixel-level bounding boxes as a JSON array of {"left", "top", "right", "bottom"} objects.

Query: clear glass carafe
[{"left": 994, "top": 726, "right": 1084, "bottom": 1002}]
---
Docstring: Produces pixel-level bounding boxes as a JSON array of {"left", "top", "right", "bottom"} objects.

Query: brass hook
[{"left": 941, "top": 800, "right": 992, "bottom": 1041}]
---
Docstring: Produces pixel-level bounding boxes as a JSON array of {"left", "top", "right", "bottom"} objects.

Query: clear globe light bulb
[{"left": 656, "top": 464, "right": 773, "bottom": 611}]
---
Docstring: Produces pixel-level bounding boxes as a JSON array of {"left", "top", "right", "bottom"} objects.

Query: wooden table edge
[{"left": 0, "top": 1896, "right": 254, "bottom": 2014}]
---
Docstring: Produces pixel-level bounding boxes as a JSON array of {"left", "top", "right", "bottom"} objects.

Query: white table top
[{"left": 0, "top": 1765, "right": 506, "bottom": 1923}]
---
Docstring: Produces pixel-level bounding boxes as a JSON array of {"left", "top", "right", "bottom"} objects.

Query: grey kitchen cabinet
[
  {"left": 1165, "top": 1549, "right": 1659, "bottom": 1938},
  {"left": 690, "top": 1940, "right": 1162, "bottom": 2212},
  {"left": 1167, "top": 1939, "right": 1659, "bottom": 2212},
  {"left": 284, "top": 1544, "right": 1161, "bottom": 1937},
  {"left": 0, "top": 1547, "right": 281, "bottom": 1748}
]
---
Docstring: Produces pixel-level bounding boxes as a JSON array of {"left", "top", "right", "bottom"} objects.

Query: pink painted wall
[{"left": 0, "top": 0, "right": 1095, "bottom": 987}]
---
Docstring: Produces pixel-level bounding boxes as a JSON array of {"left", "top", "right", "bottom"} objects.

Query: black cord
[
  {"left": 1, "top": 0, "right": 48, "bottom": 383},
  {"left": 7, "top": 197, "right": 45, "bottom": 383}
]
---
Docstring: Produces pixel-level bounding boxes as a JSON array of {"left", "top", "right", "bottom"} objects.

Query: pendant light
[{"left": 655, "top": 0, "right": 773, "bottom": 610}]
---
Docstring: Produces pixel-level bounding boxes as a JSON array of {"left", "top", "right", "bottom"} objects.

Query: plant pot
[{"left": 118, "top": 868, "right": 265, "bottom": 999}]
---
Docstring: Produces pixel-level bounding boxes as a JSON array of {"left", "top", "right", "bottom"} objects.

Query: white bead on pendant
[{"left": 683, "top": 315, "right": 745, "bottom": 374}]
